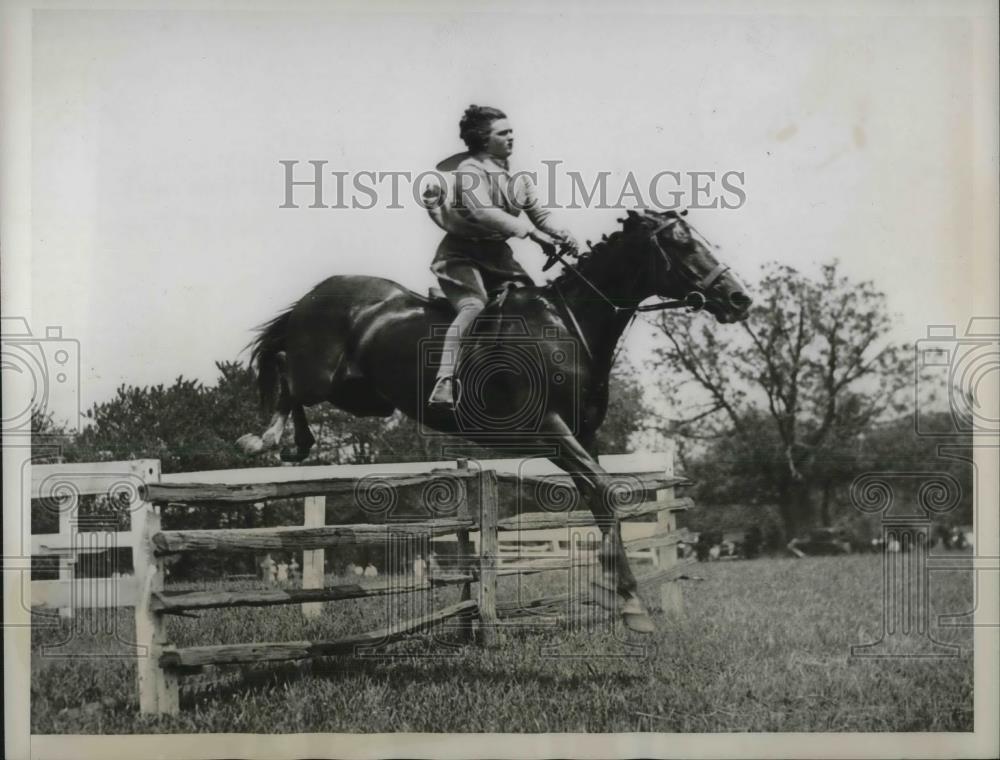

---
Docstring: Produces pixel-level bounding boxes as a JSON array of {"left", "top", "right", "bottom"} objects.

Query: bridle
[
  {"left": 547, "top": 212, "right": 729, "bottom": 365},
  {"left": 643, "top": 215, "right": 731, "bottom": 309},
  {"left": 549, "top": 212, "right": 728, "bottom": 316}
]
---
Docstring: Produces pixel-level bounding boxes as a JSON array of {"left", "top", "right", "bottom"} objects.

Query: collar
[{"left": 472, "top": 153, "right": 510, "bottom": 173}]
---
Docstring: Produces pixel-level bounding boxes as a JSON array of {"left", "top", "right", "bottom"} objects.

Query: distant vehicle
[
  {"left": 691, "top": 529, "right": 763, "bottom": 560},
  {"left": 787, "top": 528, "right": 853, "bottom": 557}
]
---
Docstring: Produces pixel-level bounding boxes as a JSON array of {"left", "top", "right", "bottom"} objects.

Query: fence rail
[{"left": 29, "top": 451, "right": 689, "bottom": 715}]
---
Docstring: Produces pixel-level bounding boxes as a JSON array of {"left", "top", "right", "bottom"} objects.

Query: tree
[
  {"left": 650, "top": 260, "right": 913, "bottom": 538},
  {"left": 858, "top": 411, "right": 973, "bottom": 527},
  {"left": 30, "top": 407, "right": 78, "bottom": 464},
  {"left": 593, "top": 363, "right": 651, "bottom": 454},
  {"left": 67, "top": 361, "right": 260, "bottom": 473}
]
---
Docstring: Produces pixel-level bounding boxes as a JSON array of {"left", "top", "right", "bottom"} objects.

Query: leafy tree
[
  {"left": 650, "top": 260, "right": 914, "bottom": 538},
  {"left": 857, "top": 411, "right": 973, "bottom": 526},
  {"left": 65, "top": 361, "right": 261, "bottom": 473},
  {"left": 30, "top": 407, "right": 77, "bottom": 464},
  {"left": 593, "top": 363, "right": 651, "bottom": 455}
]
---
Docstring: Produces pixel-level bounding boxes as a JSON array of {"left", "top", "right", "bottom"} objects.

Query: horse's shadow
[{"left": 178, "top": 630, "right": 646, "bottom": 710}]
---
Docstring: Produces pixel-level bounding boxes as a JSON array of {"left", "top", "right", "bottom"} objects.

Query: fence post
[
  {"left": 656, "top": 448, "right": 683, "bottom": 617},
  {"left": 302, "top": 495, "right": 326, "bottom": 620},
  {"left": 455, "top": 459, "right": 476, "bottom": 641},
  {"left": 477, "top": 469, "right": 499, "bottom": 647},
  {"left": 57, "top": 505, "right": 75, "bottom": 619},
  {"left": 132, "top": 461, "right": 179, "bottom": 715},
  {"left": 656, "top": 501, "right": 682, "bottom": 615}
]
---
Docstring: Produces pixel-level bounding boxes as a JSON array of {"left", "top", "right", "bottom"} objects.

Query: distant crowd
[{"left": 684, "top": 524, "right": 974, "bottom": 561}]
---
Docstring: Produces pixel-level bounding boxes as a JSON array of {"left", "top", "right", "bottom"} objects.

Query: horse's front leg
[{"left": 538, "top": 414, "right": 654, "bottom": 634}]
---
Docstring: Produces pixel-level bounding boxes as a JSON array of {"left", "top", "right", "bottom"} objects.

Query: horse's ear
[{"left": 619, "top": 209, "right": 642, "bottom": 228}]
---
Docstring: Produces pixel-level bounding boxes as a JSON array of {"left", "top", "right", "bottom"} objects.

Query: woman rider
[{"left": 423, "top": 105, "right": 578, "bottom": 409}]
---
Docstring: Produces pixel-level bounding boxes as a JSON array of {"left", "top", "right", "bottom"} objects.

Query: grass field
[{"left": 31, "top": 553, "right": 974, "bottom": 734}]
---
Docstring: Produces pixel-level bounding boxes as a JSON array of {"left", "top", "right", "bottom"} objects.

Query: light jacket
[{"left": 425, "top": 155, "right": 561, "bottom": 241}]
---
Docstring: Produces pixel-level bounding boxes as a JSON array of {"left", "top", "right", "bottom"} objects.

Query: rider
[{"left": 423, "top": 104, "right": 578, "bottom": 409}]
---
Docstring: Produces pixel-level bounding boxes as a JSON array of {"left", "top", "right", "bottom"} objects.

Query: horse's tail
[{"left": 248, "top": 307, "right": 292, "bottom": 414}]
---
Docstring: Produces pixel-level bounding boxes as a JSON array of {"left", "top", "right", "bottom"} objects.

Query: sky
[{"left": 23, "top": 3, "right": 997, "bottom": 426}]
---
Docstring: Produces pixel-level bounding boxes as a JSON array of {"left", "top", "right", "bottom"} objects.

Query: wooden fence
[{"left": 29, "top": 452, "right": 692, "bottom": 716}]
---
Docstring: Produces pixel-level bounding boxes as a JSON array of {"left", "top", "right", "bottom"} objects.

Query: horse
[{"left": 237, "top": 208, "right": 752, "bottom": 632}]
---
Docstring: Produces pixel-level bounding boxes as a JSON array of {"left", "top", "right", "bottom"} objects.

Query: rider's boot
[{"left": 429, "top": 295, "right": 482, "bottom": 409}]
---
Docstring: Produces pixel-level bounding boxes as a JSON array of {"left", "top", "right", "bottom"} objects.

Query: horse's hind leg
[
  {"left": 239, "top": 392, "right": 315, "bottom": 463},
  {"left": 261, "top": 406, "right": 290, "bottom": 450},
  {"left": 237, "top": 409, "right": 289, "bottom": 455},
  {"left": 279, "top": 404, "right": 315, "bottom": 463},
  {"left": 237, "top": 361, "right": 293, "bottom": 455}
]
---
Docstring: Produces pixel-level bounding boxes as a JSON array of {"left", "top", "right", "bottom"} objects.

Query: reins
[
  {"left": 546, "top": 220, "right": 712, "bottom": 318},
  {"left": 546, "top": 217, "right": 711, "bottom": 368}
]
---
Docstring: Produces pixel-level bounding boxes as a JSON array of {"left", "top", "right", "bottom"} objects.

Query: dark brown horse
[{"left": 237, "top": 209, "right": 751, "bottom": 632}]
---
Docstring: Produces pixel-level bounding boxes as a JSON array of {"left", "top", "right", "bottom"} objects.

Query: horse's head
[{"left": 625, "top": 209, "right": 752, "bottom": 323}]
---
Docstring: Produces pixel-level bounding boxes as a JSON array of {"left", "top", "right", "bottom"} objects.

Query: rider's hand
[
  {"left": 552, "top": 229, "right": 580, "bottom": 257},
  {"left": 420, "top": 177, "right": 444, "bottom": 209},
  {"left": 528, "top": 229, "right": 558, "bottom": 253}
]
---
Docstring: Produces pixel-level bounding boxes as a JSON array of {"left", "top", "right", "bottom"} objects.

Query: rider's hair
[{"left": 459, "top": 105, "right": 507, "bottom": 152}]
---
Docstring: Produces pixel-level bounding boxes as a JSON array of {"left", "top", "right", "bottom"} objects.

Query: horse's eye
[{"left": 672, "top": 225, "right": 691, "bottom": 243}]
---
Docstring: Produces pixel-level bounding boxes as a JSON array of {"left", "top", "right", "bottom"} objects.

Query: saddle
[{"left": 425, "top": 281, "right": 524, "bottom": 316}]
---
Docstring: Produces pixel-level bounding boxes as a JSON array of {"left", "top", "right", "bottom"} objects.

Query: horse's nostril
[{"left": 729, "top": 291, "right": 752, "bottom": 310}]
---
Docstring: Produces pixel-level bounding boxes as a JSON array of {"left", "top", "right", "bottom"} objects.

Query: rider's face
[{"left": 485, "top": 119, "right": 514, "bottom": 160}]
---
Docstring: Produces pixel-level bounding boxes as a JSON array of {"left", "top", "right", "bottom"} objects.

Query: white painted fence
[{"left": 29, "top": 459, "right": 156, "bottom": 614}]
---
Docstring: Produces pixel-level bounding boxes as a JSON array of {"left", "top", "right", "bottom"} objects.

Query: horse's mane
[{"left": 549, "top": 225, "right": 633, "bottom": 289}]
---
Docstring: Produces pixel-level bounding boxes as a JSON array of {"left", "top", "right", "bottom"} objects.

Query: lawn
[{"left": 30, "top": 553, "right": 974, "bottom": 733}]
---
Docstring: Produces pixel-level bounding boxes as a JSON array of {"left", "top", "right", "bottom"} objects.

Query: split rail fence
[{"left": 28, "top": 452, "right": 692, "bottom": 715}]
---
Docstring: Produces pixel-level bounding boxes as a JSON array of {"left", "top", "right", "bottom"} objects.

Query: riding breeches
[
  {"left": 435, "top": 263, "right": 488, "bottom": 379},
  {"left": 429, "top": 234, "right": 534, "bottom": 380}
]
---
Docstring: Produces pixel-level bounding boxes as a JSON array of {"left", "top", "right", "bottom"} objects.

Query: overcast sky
[{"left": 26, "top": 4, "right": 994, "bottom": 425}]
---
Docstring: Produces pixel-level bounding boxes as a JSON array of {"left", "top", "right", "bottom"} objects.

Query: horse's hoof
[
  {"left": 279, "top": 446, "right": 308, "bottom": 463},
  {"left": 622, "top": 595, "right": 656, "bottom": 634},
  {"left": 623, "top": 610, "right": 656, "bottom": 634},
  {"left": 236, "top": 434, "right": 264, "bottom": 455}
]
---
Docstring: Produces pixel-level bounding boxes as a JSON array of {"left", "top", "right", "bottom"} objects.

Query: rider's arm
[
  {"left": 420, "top": 178, "right": 449, "bottom": 231},
  {"left": 453, "top": 163, "right": 534, "bottom": 238},
  {"left": 519, "top": 177, "right": 557, "bottom": 235},
  {"left": 518, "top": 175, "right": 579, "bottom": 251}
]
